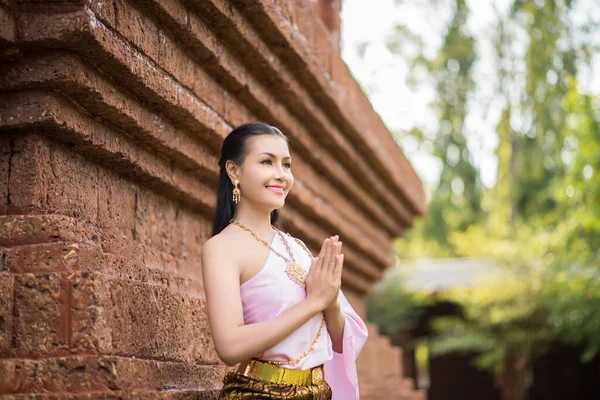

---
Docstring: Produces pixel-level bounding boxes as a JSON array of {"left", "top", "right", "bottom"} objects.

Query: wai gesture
[{"left": 305, "top": 235, "right": 344, "bottom": 312}]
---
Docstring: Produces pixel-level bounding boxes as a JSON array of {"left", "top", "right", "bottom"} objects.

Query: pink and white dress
[{"left": 240, "top": 232, "right": 369, "bottom": 400}]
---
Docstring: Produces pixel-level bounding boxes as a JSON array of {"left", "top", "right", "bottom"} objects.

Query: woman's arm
[
  {"left": 324, "top": 301, "right": 345, "bottom": 353},
  {"left": 323, "top": 236, "right": 345, "bottom": 352},
  {"left": 201, "top": 236, "right": 338, "bottom": 366}
]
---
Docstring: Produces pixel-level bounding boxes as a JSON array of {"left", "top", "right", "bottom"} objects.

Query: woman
[{"left": 201, "top": 122, "right": 368, "bottom": 399}]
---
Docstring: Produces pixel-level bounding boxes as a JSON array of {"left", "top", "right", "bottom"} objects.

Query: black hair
[{"left": 211, "top": 122, "right": 289, "bottom": 237}]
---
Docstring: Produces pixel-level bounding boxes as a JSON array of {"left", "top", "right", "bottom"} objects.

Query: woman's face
[{"left": 236, "top": 134, "right": 294, "bottom": 210}]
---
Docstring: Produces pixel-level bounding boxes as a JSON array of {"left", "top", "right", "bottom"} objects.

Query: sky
[{"left": 340, "top": 0, "right": 600, "bottom": 192}]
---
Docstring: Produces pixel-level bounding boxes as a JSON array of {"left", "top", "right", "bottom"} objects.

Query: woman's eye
[{"left": 262, "top": 160, "right": 291, "bottom": 169}]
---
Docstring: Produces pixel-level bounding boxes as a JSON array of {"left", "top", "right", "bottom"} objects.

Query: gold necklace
[
  {"left": 230, "top": 219, "right": 326, "bottom": 366},
  {"left": 230, "top": 220, "right": 311, "bottom": 288}
]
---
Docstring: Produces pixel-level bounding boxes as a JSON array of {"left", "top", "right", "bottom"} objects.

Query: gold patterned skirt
[{"left": 218, "top": 359, "right": 332, "bottom": 400}]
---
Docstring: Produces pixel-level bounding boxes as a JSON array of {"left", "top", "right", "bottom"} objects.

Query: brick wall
[{"left": 0, "top": 0, "right": 426, "bottom": 398}]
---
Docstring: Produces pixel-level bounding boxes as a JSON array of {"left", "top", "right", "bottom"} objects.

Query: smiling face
[{"left": 227, "top": 134, "right": 294, "bottom": 211}]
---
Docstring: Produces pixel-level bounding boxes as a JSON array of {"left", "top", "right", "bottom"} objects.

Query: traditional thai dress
[{"left": 218, "top": 231, "right": 369, "bottom": 399}]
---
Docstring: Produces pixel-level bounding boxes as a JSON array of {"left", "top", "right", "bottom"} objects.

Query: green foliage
[
  {"left": 366, "top": 270, "right": 430, "bottom": 336},
  {"left": 544, "top": 262, "right": 600, "bottom": 361},
  {"left": 362, "top": 0, "right": 600, "bottom": 375},
  {"left": 426, "top": 264, "right": 554, "bottom": 372}
]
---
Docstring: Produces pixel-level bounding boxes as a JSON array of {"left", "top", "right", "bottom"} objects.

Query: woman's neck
[{"left": 232, "top": 202, "right": 275, "bottom": 237}]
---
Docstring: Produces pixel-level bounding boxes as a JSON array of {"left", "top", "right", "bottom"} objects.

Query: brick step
[
  {"left": 3, "top": 389, "right": 221, "bottom": 399},
  {"left": 359, "top": 376, "right": 415, "bottom": 390},
  {"left": 361, "top": 388, "right": 427, "bottom": 400},
  {"left": 0, "top": 355, "right": 229, "bottom": 396}
]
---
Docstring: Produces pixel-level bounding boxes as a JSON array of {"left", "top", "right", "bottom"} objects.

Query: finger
[
  {"left": 311, "top": 256, "right": 323, "bottom": 274},
  {"left": 323, "top": 238, "right": 334, "bottom": 273},
  {"left": 330, "top": 242, "right": 341, "bottom": 271},
  {"left": 330, "top": 242, "right": 341, "bottom": 270},
  {"left": 334, "top": 253, "right": 344, "bottom": 275},
  {"left": 328, "top": 242, "right": 339, "bottom": 272},
  {"left": 328, "top": 240, "right": 338, "bottom": 270},
  {"left": 336, "top": 241, "right": 342, "bottom": 256},
  {"left": 316, "top": 239, "right": 329, "bottom": 266}
]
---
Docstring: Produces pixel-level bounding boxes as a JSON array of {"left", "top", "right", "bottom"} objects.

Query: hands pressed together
[{"left": 305, "top": 235, "right": 344, "bottom": 312}]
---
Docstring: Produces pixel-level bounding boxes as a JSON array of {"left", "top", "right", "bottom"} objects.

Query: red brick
[
  {"left": 70, "top": 271, "right": 113, "bottom": 354},
  {"left": 185, "top": 12, "right": 219, "bottom": 65},
  {"left": 90, "top": 0, "right": 160, "bottom": 62},
  {"left": 0, "top": 215, "right": 100, "bottom": 247},
  {"left": 103, "top": 252, "right": 146, "bottom": 282},
  {"left": 97, "top": 170, "right": 136, "bottom": 239},
  {"left": 135, "top": 106, "right": 177, "bottom": 152},
  {"left": 133, "top": 191, "right": 177, "bottom": 255},
  {"left": 171, "top": 167, "right": 215, "bottom": 219},
  {"left": 177, "top": 87, "right": 227, "bottom": 136},
  {"left": 78, "top": 11, "right": 179, "bottom": 107},
  {"left": 222, "top": 90, "right": 255, "bottom": 128},
  {"left": 44, "top": 141, "right": 99, "bottom": 223},
  {"left": 174, "top": 209, "right": 211, "bottom": 266},
  {"left": 0, "top": 4, "right": 15, "bottom": 45},
  {"left": 171, "top": 128, "right": 219, "bottom": 174},
  {"left": 9, "top": 268, "right": 219, "bottom": 362},
  {"left": 0, "top": 135, "right": 11, "bottom": 214},
  {"left": 6, "top": 135, "right": 50, "bottom": 214},
  {"left": 16, "top": 9, "right": 89, "bottom": 43},
  {"left": 11, "top": 272, "right": 68, "bottom": 357},
  {"left": 4, "top": 242, "right": 103, "bottom": 274},
  {"left": 158, "top": 29, "right": 195, "bottom": 92},
  {"left": 0, "top": 272, "right": 13, "bottom": 354},
  {"left": 0, "top": 355, "right": 227, "bottom": 395},
  {"left": 191, "top": 66, "right": 226, "bottom": 119},
  {"left": 7, "top": 136, "right": 98, "bottom": 222},
  {"left": 292, "top": 0, "right": 315, "bottom": 51},
  {"left": 95, "top": 272, "right": 218, "bottom": 363},
  {"left": 1, "top": 391, "right": 219, "bottom": 399},
  {"left": 11, "top": 54, "right": 218, "bottom": 178},
  {"left": 140, "top": 0, "right": 188, "bottom": 28}
]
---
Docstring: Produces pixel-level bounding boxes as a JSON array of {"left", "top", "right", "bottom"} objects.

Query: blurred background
[{"left": 340, "top": 0, "right": 600, "bottom": 399}]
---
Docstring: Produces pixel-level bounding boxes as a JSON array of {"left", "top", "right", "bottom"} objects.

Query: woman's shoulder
[{"left": 202, "top": 228, "right": 244, "bottom": 261}]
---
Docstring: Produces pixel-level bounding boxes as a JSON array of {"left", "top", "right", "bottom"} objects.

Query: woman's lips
[{"left": 267, "top": 186, "right": 284, "bottom": 195}]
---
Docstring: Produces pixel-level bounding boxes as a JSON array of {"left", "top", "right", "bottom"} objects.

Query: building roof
[{"left": 394, "top": 258, "right": 500, "bottom": 292}]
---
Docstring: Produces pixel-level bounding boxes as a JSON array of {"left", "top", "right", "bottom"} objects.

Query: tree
[{"left": 352, "top": 0, "right": 600, "bottom": 399}]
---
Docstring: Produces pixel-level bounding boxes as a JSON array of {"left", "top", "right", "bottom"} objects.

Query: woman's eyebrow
[{"left": 259, "top": 152, "right": 291, "bottom": 160}]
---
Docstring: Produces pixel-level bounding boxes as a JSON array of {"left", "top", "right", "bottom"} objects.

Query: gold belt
[{"left": 237, "top": 358, "right": 324, "bottom": 386}]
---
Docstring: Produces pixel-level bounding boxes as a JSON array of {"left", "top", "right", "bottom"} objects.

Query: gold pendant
[{"left": 285, "top": 262, "right": 307, "bottom": 288}]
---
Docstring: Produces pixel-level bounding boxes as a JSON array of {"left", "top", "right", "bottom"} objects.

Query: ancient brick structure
[{"left": 0, "top": 0, "right": 426, "bottom": 398}]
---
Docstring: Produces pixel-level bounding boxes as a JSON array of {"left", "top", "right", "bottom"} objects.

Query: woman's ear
[{"left": 225, "top": 160, "right": 239, "bottom": 183}]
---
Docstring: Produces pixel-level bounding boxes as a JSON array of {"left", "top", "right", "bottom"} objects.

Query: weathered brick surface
[
  {"left": 3, "top": 390, "right": 221, "bottom": 400},
  {"left": 0, "top": 0, "right": 425, "bottom": 397},
  {"left": 0, "top": 355, "right": 228, "bottom": 394},
  {"left": 0, "top": 272, "right": 13, "bottom": 354},
  {"left": 0, "top": 3, "right": 15, "bottom": 47},
  {"left": 3, "top": 242, "right": 102, "bottom": 274},
  {"left": 12, "top": 272, "right": 67, "bottom": 357},
  {"left": 358, "top": 324, "right": 428, "bottom": 399},
  {"left": 0, "top": 136, "right": 11, "bottom": 213}
]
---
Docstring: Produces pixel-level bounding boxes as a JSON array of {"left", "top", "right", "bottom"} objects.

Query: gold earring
[{"left": 232, "top": 179, "right": 241, "bottom": 204}]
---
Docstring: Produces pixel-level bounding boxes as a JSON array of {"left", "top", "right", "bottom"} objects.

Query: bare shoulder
[
  {"left": 202, "top": 232, "right": 228, "bottom": 254},
  {"left": 201, "top": 226, "right": 251, "bottom": 271},
  {"left": 202, "top": 229, "right": 236, "bottom": 264}
]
